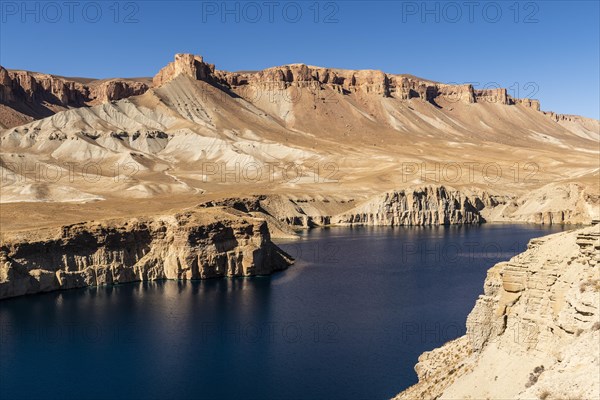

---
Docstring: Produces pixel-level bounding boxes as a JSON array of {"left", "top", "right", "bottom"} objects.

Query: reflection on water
[{"left": 0, "top": 224, "right": 565, "bottom": 400}]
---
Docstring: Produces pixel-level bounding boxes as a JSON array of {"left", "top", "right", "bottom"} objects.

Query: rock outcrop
[
  {"left": 394, "top": 224, "right": 600, "bottom": 400},
  {"left": 199, "top": 188, "right": 484, "bottom": 229},
  {"left": 197, "top": 185, "right": 599, "bottom": 232},
  {"left": 89, "top": 79, "right": 149, "bottom": 104},
  {"left": 0, "top": 66, "right": 149, "bottom": 127},
  {"left": 0, "top": 207, "right": 293, "bottom": 299},
  {"left": 332, "top": 186, "right": 483, "bottom": 226},
  {"left": 152, "top": 53, "right": 217, "bottom": 87},
  {"left": 0, "top": 67, "right": 149, "bottom": 106},
  {"left": 151, "top": 54, "right": 548, "bottom": 108}
]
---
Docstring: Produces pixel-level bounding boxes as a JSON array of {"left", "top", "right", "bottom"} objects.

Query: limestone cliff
[
  {"left": 152, "top": 53, "right": 217, "bottom": 87},
  {"left": 394, "top": 224, "right": 600, "bottom": 400},
  {"left": 332, "top": 186, "right": 483, "bottom": 226},
  {"left": 0, "top": 207, "right": 293, "bottom": 299},
  {"left": 150, "top": 54, "right": 546, "bottom": 109},
  {"left": 198, "top": 187, "right": 484, "bottom": 230},
  {"left": 198, "top": 185, "right": 598, "bottom": 232}
]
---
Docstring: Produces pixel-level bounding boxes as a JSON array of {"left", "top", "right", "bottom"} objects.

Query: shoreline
[{"left": 394, "top": 224, "right": 600, "bottom": 399}]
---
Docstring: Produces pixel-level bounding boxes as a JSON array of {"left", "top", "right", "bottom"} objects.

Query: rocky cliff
[
  {"left": 394, "top": 224, "right": 600, "bottom": 400},
  {"left": 198, "top": 187, "right": 485, "bottom": 230},
  {"left": 2, "top": 53, "right": 593, "bottom": 132},
  {"left": 149, "top": 54, "right": 545, "bottom": 109},
  {"left": 0, "top": 66, "right": 149, "bottom": 128},
  {"left": 0, "top": 206, "right": 293, "bottom": 299},
  {"left": 332, "top": 186, "right": 484, "bottom": 226},
  {"left": 152, "top": 53, "right": 218, "bottom": 87},
  {"left": 197, "top": 184, "right": 598, "bottom": 232}
]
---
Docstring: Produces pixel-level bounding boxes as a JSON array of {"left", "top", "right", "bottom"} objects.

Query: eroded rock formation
[
  {"left": 198, "top": 187, "right": 484, "bottom": 229},
  {"left": 150, "top": 54, "right": 548, "bottom": 109},
  {"left": 332, "top": 186, "right": 483, "bottom": 226},
  {"left": 0, "top": 66, "right": 149, "bottom": 127},
  {"left": 0, "top": 207, "right": 293, "bottom": 299},
  {"left": 395, "top": 224, "right": 600, "bottom": 400},
  {"left": 197, "top": 185, "right": 599, "bottom": 231},
  {"left": 152, "top": 53, "right": 217, "bottom": 87}
]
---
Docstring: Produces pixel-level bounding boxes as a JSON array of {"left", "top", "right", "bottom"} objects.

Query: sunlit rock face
[
  {"left": 0, "top": 207, "right": 293, "bottom": 299},
  {"left": 395, "top": 224, "right": 600, "bottom": 400}
]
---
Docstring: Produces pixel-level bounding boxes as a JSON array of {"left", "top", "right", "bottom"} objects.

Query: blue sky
[{"left": 1, "top": 1, "right": 599, "bottom": 118}]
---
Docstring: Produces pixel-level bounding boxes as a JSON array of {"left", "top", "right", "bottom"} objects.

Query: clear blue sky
[{"left": 1, "top": 1, "right": 598, "bottom": 118}]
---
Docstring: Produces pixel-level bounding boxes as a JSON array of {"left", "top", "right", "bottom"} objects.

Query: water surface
[{"left": 0, "top": 224, "right": 565, "bottom": 399}]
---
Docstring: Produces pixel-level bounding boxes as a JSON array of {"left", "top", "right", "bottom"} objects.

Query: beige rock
[
  {"left": 0, "top": 206, "right": 293, "bottom": 299},
  {"left": 0, "top": 53, "right": 597, "bottom": 228},
  {"left": 394, "top": 225, "right": 600, "bottom": 400},
  {"left": 0, "top": 67, "right": 149, "bottom": 128}
]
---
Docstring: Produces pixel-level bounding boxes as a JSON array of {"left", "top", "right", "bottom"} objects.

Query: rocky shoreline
[
  {"left": 200, "top": 184, "right": 598, "bottom": 233},
  {"left": 1, "top": 193, "right": 598, "bottom": 399},
  {"left": 394, "top": 223, "right": 600, "bottom": 400},
  {"left": 1, "top": 185, "right": 597, "bottom": 300},
  {"left": 0, "top": 206, "right": 293, "bottom": 300}
]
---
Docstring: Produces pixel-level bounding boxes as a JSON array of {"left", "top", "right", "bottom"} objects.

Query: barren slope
[{"left": 0, "top": 54, "right": 598, "bottom": 229}]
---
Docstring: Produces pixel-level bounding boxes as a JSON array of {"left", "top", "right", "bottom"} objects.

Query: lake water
[{"left": 0, "top": 224, "right": 566, "bottom": 400}]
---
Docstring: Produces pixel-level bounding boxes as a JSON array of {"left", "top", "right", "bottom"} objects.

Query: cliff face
[
  {"left": 0, "top": 207, "right": 293, "bottom": 299},
  {"left": 88, "top": 79, "right": 150, "bottom": 104},
  {"left": 198, "top": 187, "right": 484, "bottom": 231},
  {"left": 197, "top": 185, "right": 598, "bottom": 233},
  {"left": 152, "top": 53, "right": 217, "bottom": 87},
  {"left": 231, "top": 66, "right": 541, "bottom": 108},
  {"left": 395, "top": 225, "right": 600, "bottom": 400},
  {"left": 150, "top": 54, "right": 544, "bottom": 109},
  {"left": 332, "top": 186, "right": 483, "bottom": 226},
  {"left": 0, "top": 66, "right": 149, "bottom": 127}
]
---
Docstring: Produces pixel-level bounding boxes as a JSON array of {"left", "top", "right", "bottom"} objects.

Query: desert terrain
[
  {"left": 1, "top": 53, "right": 598, "bottom": 399},
  {"left": 1, "top": 54, "right": 598, "bottom": 233}
]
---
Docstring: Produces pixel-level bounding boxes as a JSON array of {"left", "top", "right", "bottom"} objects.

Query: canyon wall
[
  {"left": 0, "top": 207, "right": 293, "bottom": 299},
  {"left": 150, "top": 53, "right": 545, "bottom": 109},
  {"left": 331, "top": 186, "right": 483, "bottom": 226},
  {"left": 199, "top": 185, "right": 598, "bottom": 233},
  {"left": 199, "top": 187, "right": 486, "bottom": 231},
  {"left": 394, "top": 224, "right": 600, "bottom": 400}
]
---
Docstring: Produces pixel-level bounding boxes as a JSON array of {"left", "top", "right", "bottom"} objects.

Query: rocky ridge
[
  {"left": 0, "top": 66, "right": 149, "bottom": 127},
  {"left": 0, "top": 206, "right": 293, "bottom": 299},
  {"left": 2, "top": 53, "right": 594, "bottom": 130},
  {"left": 154, "top": 54, "right": 543, "bottom": 109}
]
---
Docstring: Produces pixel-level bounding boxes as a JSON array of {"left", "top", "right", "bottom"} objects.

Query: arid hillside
[
  {"left": 0, "top": 66, "right": 149, "bottom": 128},
  {"left": 1, "top": 54, "right": 598, "bottom": 230}
]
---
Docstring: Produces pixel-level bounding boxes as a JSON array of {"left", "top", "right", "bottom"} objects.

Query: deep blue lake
[{"left": 0, "top": 224, "right": 566, "bottom": 400}]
